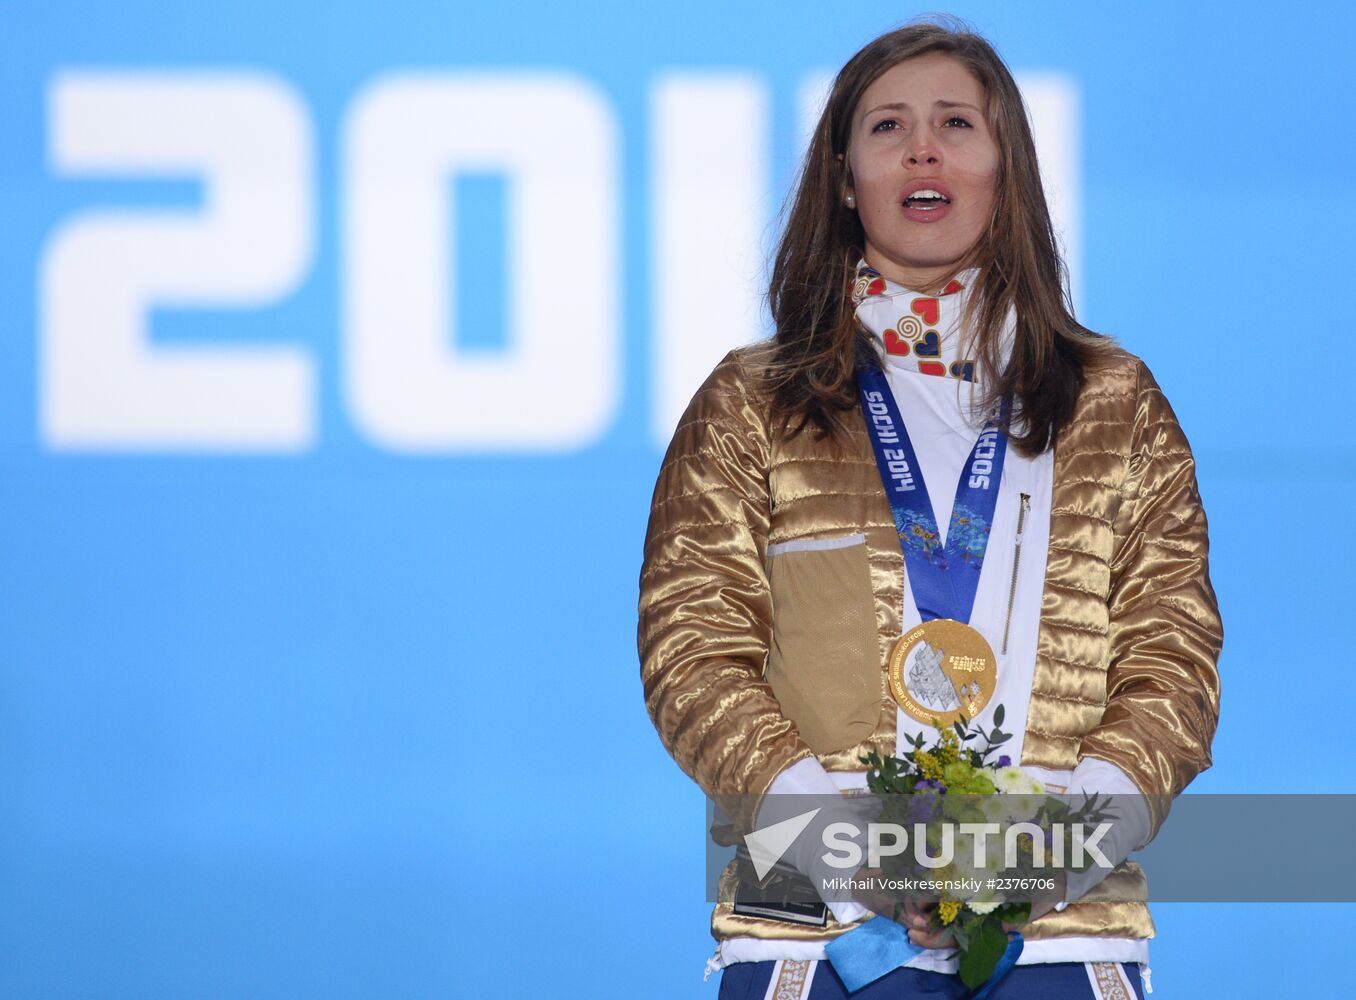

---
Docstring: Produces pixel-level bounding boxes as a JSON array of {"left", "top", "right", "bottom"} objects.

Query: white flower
[
  {"left": 978, "top": 793, "right": 1016, "bottom": 824},
  {"left": 968, "top": 898, "right": 1001, "bottom": 915},
  {"left": 992, "top": 766, "right": 1045, "bottom": 795}
]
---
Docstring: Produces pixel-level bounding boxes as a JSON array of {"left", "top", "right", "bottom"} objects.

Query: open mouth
[{"left": 904, "top": 189, "right": 951, "bottom": 209}]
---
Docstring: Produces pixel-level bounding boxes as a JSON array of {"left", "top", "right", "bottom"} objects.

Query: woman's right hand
[
  {"left": 901, "top": 896, "right": 951, "bottom": 949},
  {"left": 849, "top": 868, "right": 950, "bottom": 949}
]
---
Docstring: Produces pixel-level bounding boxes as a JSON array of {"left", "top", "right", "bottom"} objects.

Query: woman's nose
[{"left": 904, "top": 129, "right": 940, "bottom": 166}]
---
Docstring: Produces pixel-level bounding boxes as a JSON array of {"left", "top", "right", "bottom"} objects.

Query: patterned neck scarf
[{"left": 850, "top": 260, "right": 990, "bottom": 384}]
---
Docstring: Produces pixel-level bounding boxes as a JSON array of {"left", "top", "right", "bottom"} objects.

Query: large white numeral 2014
[
  {"left": 40, "top": 70, "right": 1077, "bottom": 454},
  {"left": 41, "top": 72, "right": 315, "bottom": 450}
]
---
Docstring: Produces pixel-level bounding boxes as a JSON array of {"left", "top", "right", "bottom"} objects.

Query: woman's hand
[
  {"left": 846, "top": 870, "right": 952, "bottom": 949},
  {"left": 902, "top": 896, "right": 952, "bottom": 949},
  {"left": 853, "top": 867, "right": 1067, "bottom": 944}
]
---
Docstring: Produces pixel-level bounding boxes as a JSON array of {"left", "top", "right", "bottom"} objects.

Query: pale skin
[
  {"left": 841, "top": 53, "right": 1061, "bottom": 947},
  {"left": 843, "top": 52, "right": 1000, "bottom": 294}
]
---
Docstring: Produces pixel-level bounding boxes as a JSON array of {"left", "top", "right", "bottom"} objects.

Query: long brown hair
[{"left": 764, "top": 19, "right": 1112, "bottom": 455}]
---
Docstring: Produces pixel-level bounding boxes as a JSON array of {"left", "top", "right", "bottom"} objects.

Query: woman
[{"left": 638, "top": 20, "right": 1221, "bottom": 1000}]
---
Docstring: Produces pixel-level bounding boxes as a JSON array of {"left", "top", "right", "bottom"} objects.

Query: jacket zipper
[{"left": 1000, "top": 493, "right": 1031, "bottom": 655}]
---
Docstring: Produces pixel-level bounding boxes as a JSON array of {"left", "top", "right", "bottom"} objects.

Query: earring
[{"left": 845, "top": 193, "right": 856, "bottom": 208}]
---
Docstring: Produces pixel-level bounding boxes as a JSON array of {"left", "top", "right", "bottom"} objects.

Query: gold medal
[{"left": 888, "top": 619, "right": 997, "bottom": 728}]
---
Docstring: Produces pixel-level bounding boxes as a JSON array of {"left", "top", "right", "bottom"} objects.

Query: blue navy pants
[{"left": 718, "top": 960, "right": 1146, "bottom": 999}]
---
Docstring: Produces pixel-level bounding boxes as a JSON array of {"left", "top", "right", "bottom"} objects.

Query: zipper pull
[{"left": 1014, "top": 493, "right": 1030, "bottom": 542}]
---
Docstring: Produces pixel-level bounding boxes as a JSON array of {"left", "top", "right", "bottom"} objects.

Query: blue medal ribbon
[
  {"left": 856, "top": 366, "right": 1009, "bottom": 626},
  {"left": 826, "top": 367, "right": 1013, "bottom": 994},
  {"left": 971, "top": 932, "right": 1024, "bottom": 999}
]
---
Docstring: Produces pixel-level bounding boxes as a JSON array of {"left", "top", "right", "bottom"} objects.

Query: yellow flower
[
  {"left": 939, "top": 899, "right": 961, "bottom": 925},
  {"left": 936, "top": 729, "right": 960, "bottom": 765},
  {"left": 917, "top": 751, "right": 945, "bottom": 781}
]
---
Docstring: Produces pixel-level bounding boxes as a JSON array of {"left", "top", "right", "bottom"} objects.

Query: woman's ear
[{"left": 836, "top": 153, "right": 856, "bottom": 209}]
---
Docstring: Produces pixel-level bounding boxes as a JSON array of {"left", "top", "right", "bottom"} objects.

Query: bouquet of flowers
[{"left": 860, "top": 705, "right": 1114, "bottom": 989}]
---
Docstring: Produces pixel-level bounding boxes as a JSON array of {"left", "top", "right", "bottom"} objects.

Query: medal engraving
[{"left": 888, "top": 619, "right": 997, "bottom": 727}]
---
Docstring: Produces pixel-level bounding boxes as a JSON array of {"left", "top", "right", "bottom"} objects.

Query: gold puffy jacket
[{"left": 638, "top": 346, "right": 1222, "bottom": 944}]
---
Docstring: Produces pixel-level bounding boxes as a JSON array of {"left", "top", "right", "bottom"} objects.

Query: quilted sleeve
[
  {"left": 1078, "top": 359, "right": 1223, "bottom": 836},
  {"left": 638, "top": 351, "right": 814, "bottom": 830}
]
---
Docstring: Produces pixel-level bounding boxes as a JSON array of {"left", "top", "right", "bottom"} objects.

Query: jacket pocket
[{"left": 765, "top": 534, "right": 881, "bottom": 754}]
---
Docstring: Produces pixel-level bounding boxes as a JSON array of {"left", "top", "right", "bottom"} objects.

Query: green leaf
[
  {"left": 951, "top": 921, "right": 971, "bottom": 950},
  {"left": 993, "top": 704, "right": 1005, "bottom": 726},
  {"left": 958, "top": 918, "right": 1009, "bottom": 989}
]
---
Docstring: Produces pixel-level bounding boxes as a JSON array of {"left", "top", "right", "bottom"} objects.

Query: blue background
[{"left": 2, "top": 1, "right": 1353, "bottom": 996}]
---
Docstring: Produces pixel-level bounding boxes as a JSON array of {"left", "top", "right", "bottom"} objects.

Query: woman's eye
[
  {"left": 871, "top": 119, "right": 899, "bottom": 133},
  {"left": 944, "top": 116, "right": 972, "bottom": 128}
]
